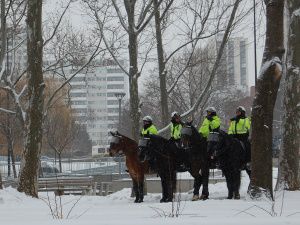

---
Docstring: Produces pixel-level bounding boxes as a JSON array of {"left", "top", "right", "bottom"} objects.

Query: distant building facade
[
  {"left": 68, "top": 61, "right": 129, "bottom": 156},
  {"left": 214, "top": 35, "right": 249, "bottom": 93}
]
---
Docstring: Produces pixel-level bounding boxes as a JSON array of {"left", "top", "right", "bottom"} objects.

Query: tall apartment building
[
  {"left": 68, "top": 61, "right": 129, "bottom": 156},
  {"left": 214, "top": 36, "right": 249, "bottom": 93}
]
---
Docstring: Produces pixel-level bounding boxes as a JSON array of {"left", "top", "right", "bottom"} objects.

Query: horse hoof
[
  {"left": 160, "top": 198, "right": 172, "bottom": 203},
  {"left": 192, "top": 195, "right": 199, "bottom": 201},
  {"left": 160, "top": 198, "right": 166, "bottom": 203},
  {"left": 138, "top": 199, "right": 144, "bottom": 203},
  {"left": 199, "top": 195, "right": 209, "bottom": 200},
  {"left": 234, "top": 193, "right": 240, "bottom": 200},
  {"left": 134, "top": 199, "right": 139, "bottom": 203}
]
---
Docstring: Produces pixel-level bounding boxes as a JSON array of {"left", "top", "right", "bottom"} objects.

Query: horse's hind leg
[
  {"left": 200, "top": 166, "right": 209, "bottom": 200},
  {"left": 159, "top": 173, "right": 168, "bottom": 202},
  {"left": 224, "top": 171, "right": 233, "bottom": 199},
  {"left": 192, "top": 175, "right": 202, "bottom": 201},
  {"left": 233, "top": 171, "right": 241, "bottom": 199},
  {"left": 169, "top": 170, "right": 176, "bottom": 202},
  {"left": 132, "top": 180, "right": 139, "bottom": 203},
  {"left": 137, "top": 180, "right": 144, "bottom": 203}
]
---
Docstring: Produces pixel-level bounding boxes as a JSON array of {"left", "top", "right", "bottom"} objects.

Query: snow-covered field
[{"left": 1, "top": 171, "right": 300, "bottom": 225}]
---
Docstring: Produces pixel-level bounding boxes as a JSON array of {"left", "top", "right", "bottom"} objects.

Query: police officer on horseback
[
  {"left": 170, "top": 111, "right": 190, "bottom": 171},
  {"left": 228, "top": 106, "right": 251, "bottom": 142},
  {"left": 170, "top": 111, "right": 183, "bottom": 141},
  {"left": 141, "top": 115, "right": 158, "bottom": 136},
  {"left": 198, "top": 107, "right": 221, "bottom": 168},
  {"left": 228, "top": 106, "right": 251, "bottom": 173},
  {"left": 199, "top": 107, "right": 221, "bottom": 138}
]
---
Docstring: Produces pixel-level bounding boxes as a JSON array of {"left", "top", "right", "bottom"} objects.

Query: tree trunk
[
  {"left": 17, "top": 0, "right": 44, "bottom": 198},
  {"left": 276, "top": 0, "right": 300, "bottom": 191},
  {"left": 7, "top": 135, "right": 12, "bottom": 177},
  {"left": 125, "top": 1, "right": 140, "bottom": 141},
  {"left": 154, "top": 0, "right": 169, "bottom": 126},
  {"left": 11, "top": 146, "right": 17, "bottom": 178},
  {"left": 0, "top": 0, "right": 6, "bottom": 65},
  {"left": 0, "top": 0, "right": 5, "bottom": 190},
  {"left": 58, "top": 152, "right": 62, "bottom": 173},
  {"left": 249, "top": 0, "right": 284, "bottom": 200}
]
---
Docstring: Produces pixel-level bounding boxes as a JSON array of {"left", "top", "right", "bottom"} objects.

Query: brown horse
[{"left": 109, "top": 131, "right": 149, "bottom": 203}]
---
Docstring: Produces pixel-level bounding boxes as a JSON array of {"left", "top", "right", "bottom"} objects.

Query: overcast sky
[{"left": 43, "top": 0, "right": 267, "bottom": 89}]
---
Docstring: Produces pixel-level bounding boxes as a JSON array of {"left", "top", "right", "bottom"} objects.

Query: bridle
[{"left": 110, "top": 135, "right": 125, "bottom": 156}]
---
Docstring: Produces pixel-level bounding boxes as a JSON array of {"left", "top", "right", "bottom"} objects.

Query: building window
[
  {"left": 107, "top": 68, "right": 123, "bottom": 73},
  {"left": 108, "top": 116, "right": 119, "bottom": 121},
  {"left": 107, "top": 84, "right": 124, "bottom": 89},
  {"left": 107, "top": 76, "right": 124, "bottom": 81},
  {"left": 70, "top": 92, "right": 87, "bottom": 97},
  {"left": 71, "top": 77, "right": 85, "bottom": 82},
  {"left": 71, "top": 100, "right": 87, "bottom": 105},
  {"left": 107, "top": 100, "right": 119, "bottom": 105}
]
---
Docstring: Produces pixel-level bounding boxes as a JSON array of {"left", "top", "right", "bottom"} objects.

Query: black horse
[
  {"left": 180, "top": 124, "right": 210, "bottom": 200},
  {"left": 207, "top": 130, "right": 251, "bottom": 199},
  {"left": 138, "top": 134, "right": 177, "bottom": 203}
]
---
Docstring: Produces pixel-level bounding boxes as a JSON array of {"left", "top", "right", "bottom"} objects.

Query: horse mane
[
  {"left": 112, "top": 131, "right": 137, "bottom": 146},
  {"left": 188, "top": 125, "right": 205, "bottom": 145},
  {"left": 149, "top": 134, "right": 168, "bottom": 143}
]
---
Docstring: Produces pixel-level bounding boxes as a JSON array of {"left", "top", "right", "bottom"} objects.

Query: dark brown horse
[{"left": 109, "top": 131, "right": 149, "bottom": 203}]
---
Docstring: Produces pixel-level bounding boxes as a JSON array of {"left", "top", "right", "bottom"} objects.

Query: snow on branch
[
  {"left": 0, "top": 107, "right": 16, "bottom": 114},
  {"left": 158, "top": 0, "right": 241, "bottom": 133},
  {"left": 293, "top": 8, "right": 300, "bottom": 17}
]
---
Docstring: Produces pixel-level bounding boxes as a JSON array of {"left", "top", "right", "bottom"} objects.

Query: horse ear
[
  {"left": 109, "top": 131, "right": 115, "bottom": 136},
  {"left": 116, "top": 131, "right": 120, "bottom": 136}
]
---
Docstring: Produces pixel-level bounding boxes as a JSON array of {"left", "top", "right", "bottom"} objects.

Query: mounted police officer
[
  {"left": 198, "top": 107, "right": 221, "bottom": 168},
  {"left": 199, "top": 107, "right": 221, "bottom": 138},
  {"left": 141, "top": 115, "right": 158, "bottom": 136},
  {"left": 140, "top": 115, "right": 158, "bottom": 171},
  {"left": 170, "top": 111, "right": 190, "bottom": 171},
  {"left": 170, "top": 111, "right": 183, "bottom": 141},
  {"left": 228, "top": 106, "right": 251, "bottom": 142},
  {"left": 228, "top": 106, "right": 251, "bottom": 167}
]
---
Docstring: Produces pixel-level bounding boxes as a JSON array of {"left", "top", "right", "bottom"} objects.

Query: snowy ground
[{"left": 1, "top": 171, "right": 300, "bottom": 225}]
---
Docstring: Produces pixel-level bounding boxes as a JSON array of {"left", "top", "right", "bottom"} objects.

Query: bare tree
[
  {"left": 83, "top": 0, "right": 163, "bottom": 141},
  {"left": 17, "top": 0, "right": 44, "bottom": 197},
  {"left": 44, "top": 105, "right": 78, "bottom": 173},
  {"left": 0, "top": 0, "right": 7, "bottom": 188},
  {"left": 276, "top": 0, "right": 300, "bottom": 191},
  {"left": 152, "top": 0, "right": 243, "bottom": 134},
  {"left": 249, "top": 0, "right": 284, "bottom": 200}
]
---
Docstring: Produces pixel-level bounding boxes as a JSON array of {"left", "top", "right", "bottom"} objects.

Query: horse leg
[
  {"left": 233, "top": 170, "right": 241, "bottom": 200},
  {"left": 169, "top": 170, "right": 176, "bottom": 202},
  {"left": 224, "top": 170, "right": 233, "bottom": 199},
  {"left": 132, "top": 180, "right": 139, "bottom": 203},
  {"left": 159, "top": 173, "right": 168, "bottom": 203},
  {"left": 200, "top": 166, "right": 209, "bottom": 200},
  {"left": 192, "top": 175, "right": 202, "bottom": 201},
  {"left": 137, "top": 180, "right": 144, "bottom": 203}
]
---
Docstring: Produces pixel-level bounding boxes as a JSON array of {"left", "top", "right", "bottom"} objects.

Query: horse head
[{"left": 108, "top": 131, "right": 124, "bottom": 157}]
